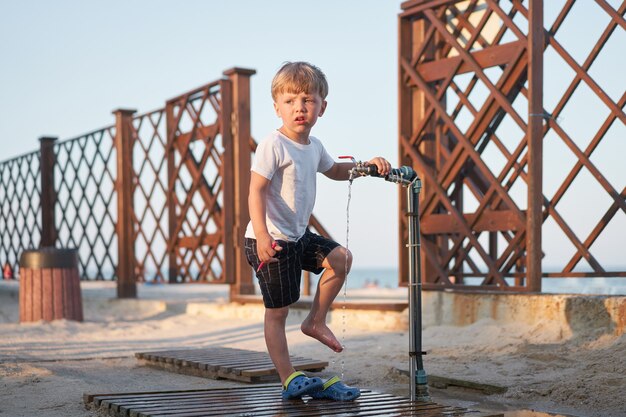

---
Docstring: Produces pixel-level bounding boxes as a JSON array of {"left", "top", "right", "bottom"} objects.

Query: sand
[{"left": 1, "top": 281, "right": 625, "bottom": 417}]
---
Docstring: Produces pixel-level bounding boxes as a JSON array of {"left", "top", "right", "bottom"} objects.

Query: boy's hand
[
  {"left": 366, "top": 157, "right": 392, "bottom": 177},
  {"left": 257, "top": 235, "right": 282, "bottom": 265}
]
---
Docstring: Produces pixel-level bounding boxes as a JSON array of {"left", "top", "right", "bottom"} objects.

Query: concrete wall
[
  {"left": 189, "top": 292, "right": 626, "bottom": 337},
  {"left": 423, "top": 292, "right": 626, "bottom": 337}
]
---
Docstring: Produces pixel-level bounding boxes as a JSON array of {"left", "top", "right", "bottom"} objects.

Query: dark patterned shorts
[{"left": 244, "top": 229, "right": 340, "bottom": 308}]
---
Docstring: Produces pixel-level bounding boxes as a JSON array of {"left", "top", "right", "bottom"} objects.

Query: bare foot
[{"left": 301, "top": 320, "right": 344, "bottom": 352}]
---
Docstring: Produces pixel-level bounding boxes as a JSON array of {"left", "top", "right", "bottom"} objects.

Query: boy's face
[{"left": 273, "top": 91, "right": 327, "bottom": 143}]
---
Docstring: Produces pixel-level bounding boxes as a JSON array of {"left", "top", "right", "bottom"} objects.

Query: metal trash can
[{"left": 19, "top": 247, "right": 83, "bottom": 322}]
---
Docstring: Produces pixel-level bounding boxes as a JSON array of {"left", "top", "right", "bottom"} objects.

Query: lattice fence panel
[
  {"left": 55, "top": 128, "right": 118, "bottom": 280},
  {"left": 167, "top": 81, "right": 230, "bottom": 283},
  {"left": 400, "top": 0, "right": 531, "bottom": 289},
  {"left": 535, "top": 0, "right": 626, "bottom": 277},
  {"left": 0, "top": 151, "right": 42, "bottom": 275},
  {"left": 132, "top": 109, "right": 169, "bottom": 283},
  {"left": 0, "top": 70, "right": 328, "bottom": 290},
  {"left": 399, "top": 0, "right": 625, "bottom": 290}
]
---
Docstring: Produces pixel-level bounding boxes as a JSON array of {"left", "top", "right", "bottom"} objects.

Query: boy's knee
[
  {"left": 265, "top": 306, "right": 289, "bottom": 322},
  {"left": 326, "top": 247, "right": 352, "bottom": 275}
]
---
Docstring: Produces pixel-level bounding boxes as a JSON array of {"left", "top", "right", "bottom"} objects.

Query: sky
[
  {"left": 0, "top": 0, "right": 401, "bottom": 268},
  {"left": 0, "top": 1, "right": 623, "bottom": 271}
]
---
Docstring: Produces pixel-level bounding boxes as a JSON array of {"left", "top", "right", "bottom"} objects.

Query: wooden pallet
[
  {"left": 84, "top": 385, "right": 504, "bottom": 417},
  {"left": 135, "top": 347, "right": 328, "bottom": 383}
]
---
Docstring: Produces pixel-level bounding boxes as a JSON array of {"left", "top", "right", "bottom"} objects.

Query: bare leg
[
  {"left": 301, "top": 246, "right": 352, "bottom": 352},
  {"left": 264, "top": 307, "right": 295, "bottom": 384}
]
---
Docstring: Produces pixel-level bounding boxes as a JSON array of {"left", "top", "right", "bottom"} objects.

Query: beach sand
[{"left": 1, "top": 281, "right": 624, "bottom": 417}]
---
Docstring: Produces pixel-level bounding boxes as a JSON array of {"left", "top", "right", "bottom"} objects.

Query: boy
[{"left": 244, "top": 62, "right": 391, "bottom": 401}]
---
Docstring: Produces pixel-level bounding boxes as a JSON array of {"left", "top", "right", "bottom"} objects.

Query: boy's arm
[
  {"left": 248, "top": 172, "right": 281, "bottom": 263},
  {"left": 323, "top": 157, "right": 392, "bottom": 181}
]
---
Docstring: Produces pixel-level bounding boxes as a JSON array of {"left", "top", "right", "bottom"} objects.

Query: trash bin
[{"left": 19, "top": 247, "right": 83, "bottom": 322}]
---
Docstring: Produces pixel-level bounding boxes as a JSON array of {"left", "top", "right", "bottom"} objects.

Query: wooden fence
[
  {"left": 2, "top": 1, "right": 624, "bottom": 297},
  {"left": 0, "top": 68, "right": 330, "bottom": 298},
  {"left": 398, "top": 0, "right": 625, "bottom": 291}
]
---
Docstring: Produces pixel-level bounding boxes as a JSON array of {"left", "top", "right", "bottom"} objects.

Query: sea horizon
[{"left": 341, "top": 266, "right": 626, "bottom": 296}]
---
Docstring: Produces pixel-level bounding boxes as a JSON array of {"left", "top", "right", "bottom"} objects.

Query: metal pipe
[
  {"left": 346, "top": 160, "right": 430, "bottom": 401},
  {"left": 407, "top": 177, "right": 429, "bottom": 401},
  {"left": 407, "top": 180, "right": 417, "bottom": 401}
]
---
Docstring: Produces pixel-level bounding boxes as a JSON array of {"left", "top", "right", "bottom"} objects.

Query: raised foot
[{"left": 301, "top": 321, "right": 344, "bottom": 352}]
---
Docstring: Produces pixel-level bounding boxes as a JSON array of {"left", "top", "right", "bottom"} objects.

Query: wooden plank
[
  {"left": 52, "top": 268, "right": 64, "bottom": 319},
  {"left": 175, "top": 123, "right": 220, "bottom": 150},
  {"left": 99, "top": 386, "right": 282, "bottom": 414},
  {"left": 135, "top": 397, "right": 445, "bottom": 417},
  {"left": 223, "top": 68, "right": 256, "bottom": 294},
  {"left": 139, "top": 349, "right": 325, "bottom": 376},
  {"left": 121, "top": 388, "right": 282, "bottom": 415},
  {"left": 136, "top": 348, "right": 327, "bottom": 383},
  {"left": 41, "top": 267, "right": 53, "bottom": 321},
  {"left": 526, "top": 0, "right": 544, "bottom": 292},
  {"left": 139, "top": 361, "right": 220, "bottom": 380},
  {"left": 400, "top": 0, "right": 459, "bottom": 17},
  {"left": 19, "top": 267, "right": 30, "bottom": 321},
  {"left": 176, "top": 232, "right": 222, "bottom": 249},
  {"left": 137, "top": 347, "right": 244, "bottom": 360},
  {"left": 39, "top": 136, "right": 58, "bottom": 246},
  {"left": 241, "top": 359, "right": 329, "bottom": 377},
  {"left": 32, "top": 268, "right": 42, "bottom": 320},
  {"left": 421, "top": 210, "right": 524, "bottom": 234},
  {"left": 84, "top": 386, "right": 504, "bottom": 417},
  {"left": 219, "top": 77, "right": 236, "bottom": 289},
  {"left": 114, "top": 109, "right": 138, "bottom": 298},
  {"left": 414, "top": 41, "right": 525, "bottom": 83},
  {"left": 60, "top": 268, "right": 70, "bottom": 319},
  {"left": 70, "top": 267, "right": 83, "bottom": 321},
  {"left": 427, "top": 375, "right": 507, "bottom": 394}
]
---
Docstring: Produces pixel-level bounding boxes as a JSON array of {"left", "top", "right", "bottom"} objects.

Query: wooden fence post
[
  {"left": 39, "top": 136, "right": 58, "bottom": 247},
  {"left": 113, "top": 108, "right": 137, "bottom": 298},
  {"left": 526, "top": 0, "right": 543, "bottom": 292},
  {"left": 223, "top": 67, "right": 256, "bottom": 299},
  {"left": 399, "top": 18, "right": 440, "bottom": 285},
  {"left": 220, "top": 78, "right": 236, "bottom": 290},
  {"left": 165, "top": 101, "right": 178, "bottom": 283}
]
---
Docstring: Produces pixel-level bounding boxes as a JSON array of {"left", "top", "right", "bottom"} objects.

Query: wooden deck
[
  {"left": 135, "top": 347, "right": 328, "bottom": 383},
  {"left": 84, "top": 385, "right": 504, "bottom": 417}
]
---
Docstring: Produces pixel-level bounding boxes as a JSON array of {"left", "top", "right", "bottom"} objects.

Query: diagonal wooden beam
[
  {"left": 420, "top": 43, "right": 527, "bottom": 216},
  {"left": 401, "top": 134, "right": 507, "bottom": 286},
  {"left": 424, "top": 8, "right": 527, "bottom": 130},
  {"left": 401, "top": 55, "right": 527, "bottom": 225},
  {"left": 400, "top": 38, "right": 522, "bottom": 282},
  {"left": 564, "top": 187, "right": 626, "bottom": 272},
  {"left": 416, "top": 41, "right": 525, "bottom": 83}
]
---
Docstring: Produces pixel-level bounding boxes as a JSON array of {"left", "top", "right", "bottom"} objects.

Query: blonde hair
[{"left": 271, "top": 62, "right": 329, "bottom": 101}]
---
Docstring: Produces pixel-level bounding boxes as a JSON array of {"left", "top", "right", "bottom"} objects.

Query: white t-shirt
[{"left": 245, "top": 130, "right": 335, "bottom": 241}]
